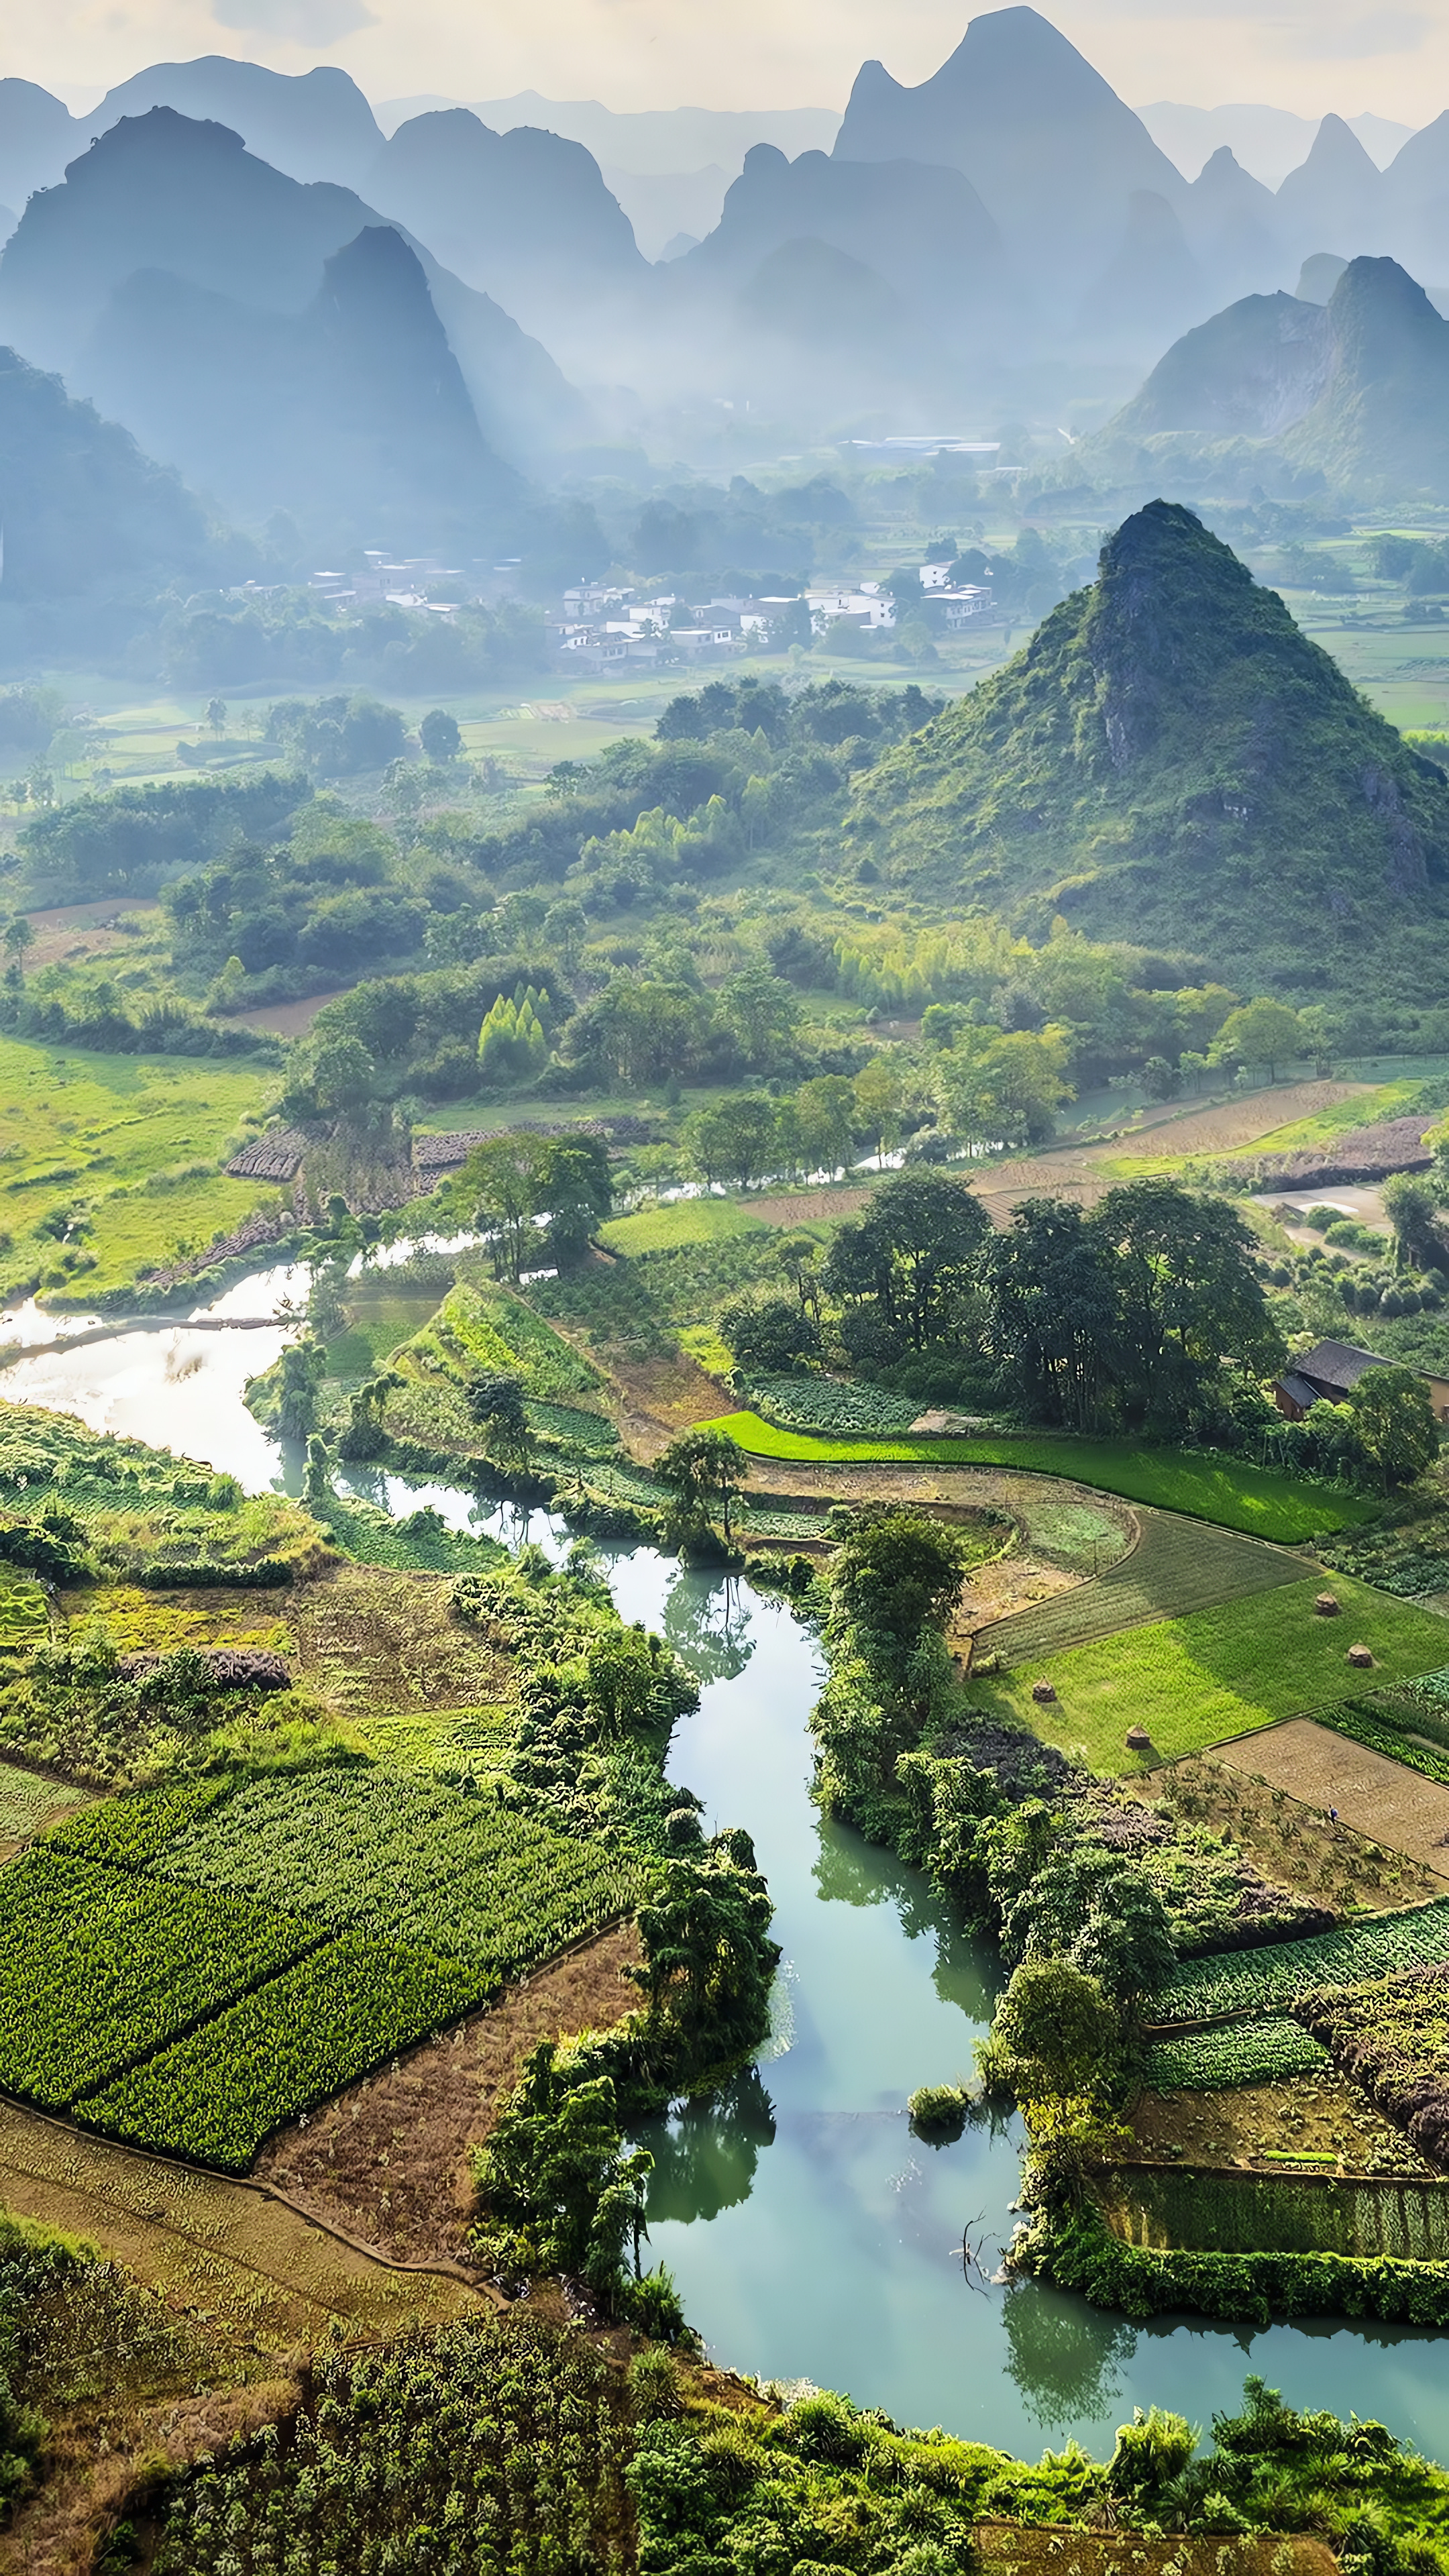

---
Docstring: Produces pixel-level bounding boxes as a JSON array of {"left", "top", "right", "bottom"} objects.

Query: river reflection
[
  {"left": 3, "top": 1301, "right": 1449, "bottom": 2456},
  {"left": 643, "top": 2068, "right": 780, "bottom": 2224},
  {"left": 640, "top": 1564, "right": 1449, "bottom": 2461}
]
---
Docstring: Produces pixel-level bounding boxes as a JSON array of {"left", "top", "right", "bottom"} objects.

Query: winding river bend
[{"left": 5, "top": 1273, "right": 1449, "bottom": 2456}]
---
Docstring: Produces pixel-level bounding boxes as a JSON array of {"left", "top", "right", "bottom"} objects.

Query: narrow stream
[{"left": 4, "top": 1289, "right": 1449, "bottom": 2456}]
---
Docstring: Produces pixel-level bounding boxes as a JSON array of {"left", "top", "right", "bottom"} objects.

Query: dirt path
[
  {"left": 253, "top": 1923, "right": 645, "bottom": 2265},
  {"left": 741, "top": 1454, "right": 1133, "bottom": 1544},
  {"left": 604, "top": 1349, "right": 731, "bottom": 1458}
]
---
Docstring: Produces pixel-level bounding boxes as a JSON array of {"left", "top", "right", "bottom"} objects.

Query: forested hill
[{"left": 847, "top": 500, "right": 1449, "bottom": 1011}]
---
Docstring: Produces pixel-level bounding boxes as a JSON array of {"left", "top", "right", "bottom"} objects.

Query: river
[{"left": 3, "top": 1273, "right": 1449, "bottom": 2457}]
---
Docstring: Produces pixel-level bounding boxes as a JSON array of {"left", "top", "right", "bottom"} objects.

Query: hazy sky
[{"left": 25, "top": 0, "right": 1449, "bottom": 121}]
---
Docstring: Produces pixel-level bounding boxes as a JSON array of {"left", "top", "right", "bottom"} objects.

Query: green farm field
[
  {"left": 1141, "top": 2017, "right": 1329, "bottom": 2092},
  {"left": 0, "top": 1034, "right": 280, "bottom": 1302},
  {"left": 703, "top": 1411, "right": 1374, "bottom": 1540},
  {"left": 974, "top": 1511, "right": 1304, "bottom": 1664},
  {"left": 600, "top": 1199, "right": 769, "bottom": 1256},
  {"left": 1150, "top": 1895, "right": 1449, "bottom": 2026},
  {"left": 0, "top": 1763, "right": 645, "bottom": 2170},
  {"left": 972, "top": 1576, "right": 1449, "bottom": 1772}
]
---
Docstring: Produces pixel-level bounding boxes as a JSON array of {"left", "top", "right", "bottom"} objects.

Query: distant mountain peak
[
  {"left": 64, "top": 102, "right": 250, "bottom": 180},
  {"left": 833, "top": 3, "right": 1183, "bottom": 303},
  {"left": 1301, "top": 111, "right": 1381, "bottom": 172}
]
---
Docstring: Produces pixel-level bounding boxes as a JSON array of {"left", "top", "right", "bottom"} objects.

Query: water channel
[{"left": 4, "top": 1267, "right": 1449, "bottom": 2457}]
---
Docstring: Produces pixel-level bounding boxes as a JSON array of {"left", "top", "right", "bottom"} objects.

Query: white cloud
[
  {"left": 210, "top": 0, "right": 376, "bottom": 38},
  {"left": 1279, "top": 10, "right": 1428, "bottom": 59}
]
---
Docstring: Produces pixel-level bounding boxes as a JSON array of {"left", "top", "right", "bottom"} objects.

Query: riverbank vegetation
[
  {"left": 800, "top": 1491, "right": 1449, "bottom": 2333},
  {"left": 52, "top": 2301, "right": 1449, "bottom": 2576}
]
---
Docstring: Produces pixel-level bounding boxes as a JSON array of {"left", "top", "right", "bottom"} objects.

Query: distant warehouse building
[{"left": 1273, "top": 1338, "right": 1449, "bottom": 1424}]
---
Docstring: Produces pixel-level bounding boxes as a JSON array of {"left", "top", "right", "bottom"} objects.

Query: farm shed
[{"left": 1273, "top": 1338, "right": 1449, "bottom": 1425}]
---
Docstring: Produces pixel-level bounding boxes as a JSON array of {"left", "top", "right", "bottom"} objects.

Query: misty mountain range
[
  {"left": 7, "top": 7, "right": 1449, "bottom": 553},
  {"left": 1064, "top": 252, "right": 1449, "bottom": 511}
]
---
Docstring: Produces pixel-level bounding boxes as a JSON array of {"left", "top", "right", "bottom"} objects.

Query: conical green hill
[{"left": 848, "top": 500, "right": 1449, "bottom": 1007}]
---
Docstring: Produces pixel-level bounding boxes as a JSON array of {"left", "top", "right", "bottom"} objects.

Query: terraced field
[
  {"left": 702, "top": 1411, "right": 1373, "bottom": 1540},
  {"left": 975, "top": 1511, "right": 1305, "bottom": 1666}
]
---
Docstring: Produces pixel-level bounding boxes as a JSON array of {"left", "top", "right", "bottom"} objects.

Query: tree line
[{"left": 722, "top": 1169, "right": 1440, "bottom": 1479}]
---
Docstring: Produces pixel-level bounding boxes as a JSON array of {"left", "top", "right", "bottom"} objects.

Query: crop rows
[
  {"left": 0, "top": 1851, "right": 316, "bottom": 2108},
  {"left": 1, "top": 1760, "right": 643, "bottom": 2169},
  {"left": 747, "top": 1376, "right": 922, "bottom": 1436},
  {"left": 49, "top": 1776, "right": 235, "bottom": 1868},
  {"left": 150, "top": 1769, "right": 641, "bottom": 1968},
  {"left": 83, "top": 1930, "right": 481, "bottom": 2169},
  {"left": 1150, "top": 1897, "right": 1449, "bottom": 2026},
  {"left": 150, "top": 2312, "right": 627, "bottom": 2573},
  {"left": 0, "top": 1761, "right": 87, "bottom": 1845},
  {"left": 1141, "top": 2016, "right": 1328, "bottom": 2094},
  {"left": 526, "top": 1401, "right": 619, "bottom": 1456},
  {"left": 980, "top": 1514, "right": 1301, "bottom": 1668}
]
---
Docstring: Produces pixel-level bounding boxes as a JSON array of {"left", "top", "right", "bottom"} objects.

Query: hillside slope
[
  {"left": 1282, "top": 256, "right": 1449, "bottom": 499},
  {"left": 1109, "top": 288, "right": 1331, "bottom": 438},
  {"left": 0, "top": 340, "right": 218, "bottom": 602},
  {"left": 81, "top": 224, "right": 517, "bottom": 541},
  {"left": 1082, "top": 257, "right": 1449, "bottom": 502},
  {"left": 847, "top": 500, "right": 1449, "bottom": 1008}
]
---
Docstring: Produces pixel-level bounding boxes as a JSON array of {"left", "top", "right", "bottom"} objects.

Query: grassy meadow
[
  {"left": 599, "top": 1199, "right": 769, "bottom": 1256},
  {"left": 973, "top": 1574, "right": 1449, "bottom": 1772},
  {"left": 0, "top": 1035, "right": 280, "bottom": 1303}
]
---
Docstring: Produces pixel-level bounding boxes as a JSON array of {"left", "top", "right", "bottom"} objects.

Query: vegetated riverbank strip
[{"left": 702, "top": 1411, "right": 1373, "bottom": 1540}]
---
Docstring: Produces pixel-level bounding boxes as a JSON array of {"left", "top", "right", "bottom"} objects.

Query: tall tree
[
  {"left": 460, "top": 1132, "right": 547, "bottom": 1281},
  {"left": 536, "top": 1134, "right": 612, "bottom": 1264},
  {"left": 684, "top": 1095, "right": 777, "bottom": 1191},
  {"left": 985, "top": 1198, "right": 1125, "bottom": 1432},
  {"left": 466, "top": 1369, "right": 531, "bottom": 1470},
  {"left": 1090, "top": 1177, "right": 1283, "bottom": 1430},
  {"left": 831, "top": 1506, "right": 975, "bottom": 1646},
  {"left": 854, "top": 1052, "right": 906, "bottom": 1165},
  {"left": 717, "top": 963, "right": 800, "bottom": 1067},
  {"left": 793, "top": 1074, "right": 857, "bottom": 1179},
  {"left": 933, "top": 1024, "right": 1071, "bottom": 1153},
  {"left": 1382, "top": 1171, "right": 1445, "bottom": 1274},
  {"left": 1208, "top": 998, "right": 1303, "bottom": 1081},
  {"left": 826, "top": 1170, "right": 989, "bottom": 1358},
  {"left": 1346, "top": 1364, "right": 1440, "bottom": 1489},
  {"left": 655, "top": 1426, "right": 749, "bottom": 1540}
]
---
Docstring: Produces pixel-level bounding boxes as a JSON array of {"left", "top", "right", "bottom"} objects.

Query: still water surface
[{"left": 4, "top": 1290, "right": 1449, "bottom": 2455}]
